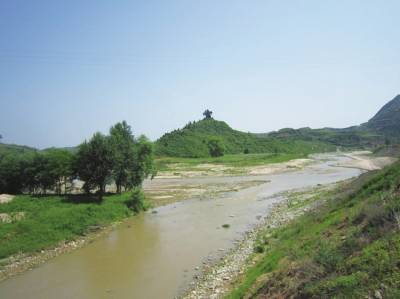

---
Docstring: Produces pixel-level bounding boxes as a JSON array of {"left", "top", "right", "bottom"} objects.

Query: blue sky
[{"left": 0, "top": 0, "right": 399, "bottom": 148}]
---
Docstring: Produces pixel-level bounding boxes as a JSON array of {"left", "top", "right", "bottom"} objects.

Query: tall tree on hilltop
[{"left": 203, "top": 109, "right": 213, "bottom": 119}]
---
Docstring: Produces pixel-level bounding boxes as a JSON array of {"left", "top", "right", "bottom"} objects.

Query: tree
[
  {"left": 109, "top": 121, "right": 136, "bottom": 193},
  {"left": 129, "top": 135, "right": 156, "bottom": 188},
  {"left": 46, "top": 149, "right": 74, "bottom": 194},
  {"left": 75, "top": 133, "right": 114, "bottom": 200},
  {"left": 203, "top": 109, "right": 213, "bottom": 119},
  {"left": 207, "top": 137, "right": 225, "bottom": 157},
  {"left": 0, "top": 153, "right": 26, "bottom": 194}
]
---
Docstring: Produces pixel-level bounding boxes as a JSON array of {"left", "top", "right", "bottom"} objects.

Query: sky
[{"left": 0, "top": 0, "right": 399, "bottom": 149}]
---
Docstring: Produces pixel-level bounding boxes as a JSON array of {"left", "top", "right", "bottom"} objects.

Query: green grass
[
  {"left": 226, "top": 160, "right": 400, "bottom": 298},
  {"left": 156, "top": 153, "right": 309, "bottom": 172},
  {"left": 0, "top": 192, "right": 144, "bottom": 259}
]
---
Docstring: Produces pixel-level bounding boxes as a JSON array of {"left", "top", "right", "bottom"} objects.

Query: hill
[
  {"left": 259, "top": 127, "right": 384, "bottom": 149},
  {"left": 155, "top": 119, "right": 335, "bottom": 158},
  {"left": 156, "top": 95, "right": 399, "bottom": 157},
  {"left": 258, "top": 95, "right": 400, "bottom": 149},
  {"left": 364, "top": 94, "right": 400, "bottom": 138},
  {"left": 0, "top": 143, "right": 37, "bottom": 156}
]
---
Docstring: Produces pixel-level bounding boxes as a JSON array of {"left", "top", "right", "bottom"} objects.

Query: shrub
[
  {"left": 208, "top": 137, "right": 225, "bottom": 157},
  {"left": 314, "top": 241, "right": 343, "bottom": 272},
  {"left": 126, "top": 188, "right": 148, "bottom": 212}
]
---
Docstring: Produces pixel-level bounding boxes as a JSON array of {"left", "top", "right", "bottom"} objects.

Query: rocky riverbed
[{"left": 182, "top": 183, "right": 336, "bottom": 299}]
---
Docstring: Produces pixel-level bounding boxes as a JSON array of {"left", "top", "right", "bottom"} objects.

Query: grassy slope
[
  {"left": 259, "top": 127, "right": 384, "bottom": 149},
  {"left": 227, "top": 161, "right": 400, "bottom": 299},
  {"left": 155, "top": 119, "right": 335, "bottom": 158},
  {"left": 0, "top": 193, "right": 136, "bottom": 259}
]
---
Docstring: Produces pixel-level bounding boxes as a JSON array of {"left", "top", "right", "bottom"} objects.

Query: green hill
[
  {"left": 155, "top": 119, "right": 335, "bottom": 158},
  {"left": 258, "top": 95, "right": 400, "bottom": 149},
  {"left": 260, "top": 127, "right": 384, "bottom": 149},
  {"left": 0, "top": 143, "right": 37, "bottom": 156},
  {"left": 156, "top": 95, "right": 400, "bottom": 158}
]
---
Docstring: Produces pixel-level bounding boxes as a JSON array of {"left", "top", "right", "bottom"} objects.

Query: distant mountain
[
  {"left": 0, "top": 143, "right": 37, "bottom": 156},
  {"left": 0, "top": 143, "right": 77, "bottom": 157},
  {"left": 364, "top": 94, "right": 400, "bottom": 138},
  {"left": 155, "top": 118, "right": 334, "bottom": 157}
]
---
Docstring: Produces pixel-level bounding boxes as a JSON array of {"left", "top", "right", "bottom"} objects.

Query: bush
[
  {"left": 208, "top": 137, "right": 225, "bottom": 157},
  {"left": 314, "top": 241, "right": 343, "bottom": 272},
  {"left": 127, "top": 188, "right": 148, "bottom": 212}
]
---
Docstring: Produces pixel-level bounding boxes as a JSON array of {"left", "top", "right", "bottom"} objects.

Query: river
[{"left": 0, "top": 153, "right": 364, "bottom": 299}]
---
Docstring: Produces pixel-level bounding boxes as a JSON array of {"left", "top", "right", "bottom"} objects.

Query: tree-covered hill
[
  {"left": 155, "top": 95, "right": 399, "bottom": 158},
  {"left": 0, "top": 143, "right": 37, "bottom": 156},
  {"left": 155, "top": 118, "right": 335, "bottom": 158}
]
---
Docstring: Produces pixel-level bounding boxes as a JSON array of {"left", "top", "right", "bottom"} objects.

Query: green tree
[
  {"left": 75, "top": 133, "right": 114, "bottom": 200},
  {"left": 109, "top": 121, "right": 136, "bottom": 193},
  {"left": 207, "top": 137, "right": 225, "bottom": 157},
  {"left": 203, "top": 109, "right": 213, "bottom": 119},
  {"left": 46, "top": 149, "right": 74, "bottom": 194},
  {"left": 0, "top": 152, "right": 26, "bottom": 194},
  {"left": 129, "top": 135, "right": 156, "bottom": 188}
]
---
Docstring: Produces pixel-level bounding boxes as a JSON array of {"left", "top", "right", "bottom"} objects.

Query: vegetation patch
[
  {"left": 226, "top": 160, "right": 400, "bottom": 299},
  {"left": 155, "top": 118, "right": 335, "bottom": 158},
  {"left": 0, "top": 191, "right": 146, "bottom": 260}
]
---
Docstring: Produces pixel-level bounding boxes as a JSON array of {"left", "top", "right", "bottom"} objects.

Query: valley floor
[{"left": 0, "top": 151, "right": 395, "bottom": 297}]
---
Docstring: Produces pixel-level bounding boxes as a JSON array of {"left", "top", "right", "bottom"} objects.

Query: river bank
[
  {"left": 182, "top": 183, "right": 337, "bottom": 299},
  {"left": 0, "top": 152, "right": 394, "bottom": 299},
  {"left": 0, "top": 178, "right": 268, "bottom": 282}
]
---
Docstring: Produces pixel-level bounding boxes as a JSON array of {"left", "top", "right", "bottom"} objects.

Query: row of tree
[{"left": 0, "top": 121, "right": 155, "bottom": 200}]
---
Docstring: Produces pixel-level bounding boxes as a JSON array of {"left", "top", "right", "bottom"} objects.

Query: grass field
[{"left": 226, "top": 161, "right": 400, "bottom": 298}]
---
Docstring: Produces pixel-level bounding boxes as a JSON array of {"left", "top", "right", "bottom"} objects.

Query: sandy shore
[{"left": 337, "top": 151, "right": 396, "bottom": 171}]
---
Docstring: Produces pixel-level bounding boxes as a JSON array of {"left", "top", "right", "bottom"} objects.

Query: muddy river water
[{"left": 0, "top": 153, "right": 364, "bottom": 299}]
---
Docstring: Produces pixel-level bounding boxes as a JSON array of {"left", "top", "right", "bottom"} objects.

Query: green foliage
[
  {"left": 126, "top": 188, "right": 148, "bottom": 212},
  {"left": 263, "top": 126, "right": 385, "bottom": 149},
  {"left": 203, "top": 109, "right": 213, "bottom": 119},
  {"left": 0, "top": 193, "right": 139, "bottom": 259},
  {"left": 0, "top": 149, "right": 73, "bottom": 195},
  {"left": 0, "top": 121, "right": 154, "bottom": 198},
  {"left": 109, "top": 121, "right": 137, "bottom": 193},
  {"left": 227, "top": 161, "right": 400, "bottom": 299},
  {"left": 207, "top": 137, "right": 225, "bottom": 157},
  {"left": 75, "top": 132, "right": 114, "bottom": 200},
  {"left": 155, "top": 119, "right": 335, "bottom": 158},
  {"left": 130, "top": 135, "right": 156, "bottom": 186}
]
